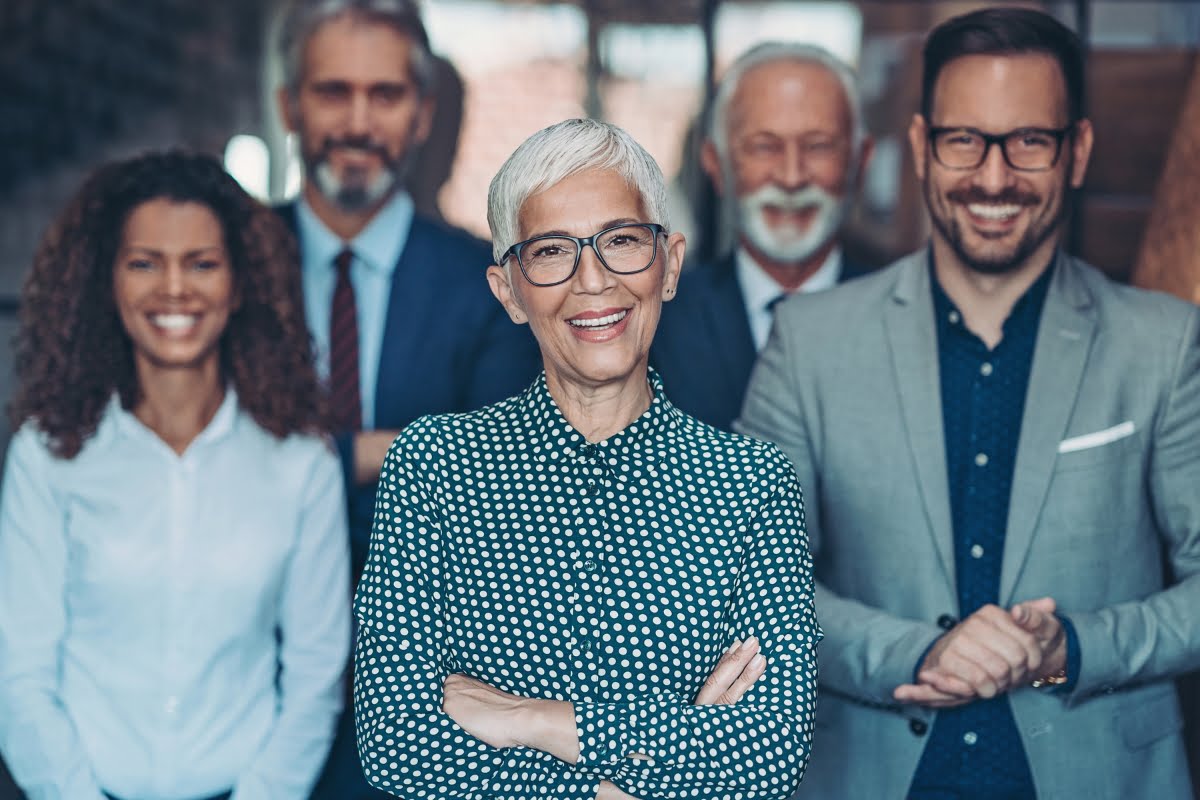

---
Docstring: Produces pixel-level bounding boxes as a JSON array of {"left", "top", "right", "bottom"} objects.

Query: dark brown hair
[
  {"left": 921, "top": 7, "right": 1086, "bottom": 123},
  {"left": 11, "top": 150, "right": 327, "bottom": 458}
]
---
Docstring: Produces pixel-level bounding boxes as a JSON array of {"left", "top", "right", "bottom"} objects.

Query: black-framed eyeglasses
[
  {"left": 927, "top": 125, "right": 1074, "bottom": 171},
  {"left": 500, "top": 223, "right": 665, "bottom": 288}
]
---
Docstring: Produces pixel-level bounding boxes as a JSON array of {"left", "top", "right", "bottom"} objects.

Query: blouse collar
[{"left": 519, "top": 367, "right": 684, "bottom": 466}]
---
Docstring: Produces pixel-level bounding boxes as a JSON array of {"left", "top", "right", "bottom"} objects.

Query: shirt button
[
  {"left": 948, "top": 310, "right": 961, "bottom": 324},
  {"left": 909, "top": 719, "right": 928, "bottom": 736},
  {"left": 963, "top": 731, "right": 978, "bottom": 746},
  {"left": 580, "top": 639, "right": 593, "bottom": 653},
  {"left": 970, "top": 544, "right": 984, "bottom": 559},
  {"left": 974, "top": 452, "right": 989, "bottom": 467},
  {"left": 937, "top": 614, "right": 958, "bottom": 630},
  {"left": 582, "top": 558, "right": 598, "bottom": 572},
  {"left": 980, "top": 362, "right": 994, "bottom": 376}
]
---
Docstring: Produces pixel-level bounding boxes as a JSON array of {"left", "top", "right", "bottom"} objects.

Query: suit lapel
[
  {"left": 705, "top": 255, "right": 758, "bottom": 395},
  {"left": 883, "top": 253, "right": 957, "bottom": 592},
  {"left": 375, "top": 217, "right": 437, "bottom": 425},
  {"left": 999, "top": 256, "right": 1097, "bottom": 603}
]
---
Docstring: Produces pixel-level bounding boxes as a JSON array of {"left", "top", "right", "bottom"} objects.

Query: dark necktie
[
  {"left": 766, "top": 292, "right": 789, "bottom": 314},
  {"left": 330, "top": 248, "right": 362, "bottom": 431}
]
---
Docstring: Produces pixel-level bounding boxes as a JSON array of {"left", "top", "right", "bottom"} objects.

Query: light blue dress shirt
[
  {"left": 0, "top": 390, "right": 351, "bottom": 800},
  {"left": 295, "top": 191, "right": 414, "bottom": 430}
]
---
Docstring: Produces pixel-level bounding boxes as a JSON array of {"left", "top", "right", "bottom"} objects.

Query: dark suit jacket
[
  {"left": 651, "top": 252, "right": 869, "bottom": 430},
  {"left": 278, "top": 204, "right": 542, "bottom": 570}
]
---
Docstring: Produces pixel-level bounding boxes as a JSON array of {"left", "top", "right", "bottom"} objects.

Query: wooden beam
[{"left": 1131, "top": 59, "right": 1200, "bottom": 305}]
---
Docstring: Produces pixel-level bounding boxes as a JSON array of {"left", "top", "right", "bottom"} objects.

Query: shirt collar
[
  {"left": 929, "top": 252, "right": 1056, "bottom": 341},
  {"left": 520, "top": 368, "right": 684, "bottom": 469},
  {"left": 295, "top": 190, "right": 414, "bottom": 276},
  {"left": 735, "top": 245, "right": 843, "bottom": 313},
  {"left": 108, "top": 386, "right": 241, "bottom": 453}
]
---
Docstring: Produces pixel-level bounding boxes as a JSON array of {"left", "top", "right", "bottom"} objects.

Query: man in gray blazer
[{"left": 739, "top": 8, "right": 1200, "bottom": 799}]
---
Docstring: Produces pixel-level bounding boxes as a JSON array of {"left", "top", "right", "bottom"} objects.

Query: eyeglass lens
[
  {"left": 519, "top": 224, "right": 658, "bottom": 285},
  {"left": 933, "top": 128, "right": 1062, "bottom": 170}
]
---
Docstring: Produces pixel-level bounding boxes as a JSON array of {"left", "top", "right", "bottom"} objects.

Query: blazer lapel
[
  {"left": 706, "top": 255, "right": 758, "bottom": 393},
  {"left": 999, "top": 255, "right": 1097, "bottom": 603},
  {"left": 375, "top": 218, "right": 437, "bottom": 424},
  {"left": 883, "top": 253, "right": 957, "bottom": 591}
]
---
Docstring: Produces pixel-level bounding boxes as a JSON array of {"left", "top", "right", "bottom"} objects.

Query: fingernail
[
  {"left": 728, "top": 639, "right": 742, "bottom": 654},
  {"left": 751, "top": 654, "right": 766, "bottom": 669},
  {"left": 746, "top": 636, "right": 760, "bottom": 650}
]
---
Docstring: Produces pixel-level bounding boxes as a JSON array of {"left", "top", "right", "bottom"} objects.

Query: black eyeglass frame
[
  {"left": 926, "top": 124, "right": 1076, "bottom": 172},
  {"left": 500, "top": 222, "right": 667, "bottom": 287}
]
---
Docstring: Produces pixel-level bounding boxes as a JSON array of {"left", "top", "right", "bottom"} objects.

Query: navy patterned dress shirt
[{"left": 907, "top": 260, "right": 1053, "bottom": 800}]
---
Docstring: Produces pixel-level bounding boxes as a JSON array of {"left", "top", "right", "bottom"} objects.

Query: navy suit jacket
[
  {"left": 278, "top": 204, "right": 542, "bottom": 570},
  {"left": 651, "top": 252, "right": 870, "bottom": 431}
]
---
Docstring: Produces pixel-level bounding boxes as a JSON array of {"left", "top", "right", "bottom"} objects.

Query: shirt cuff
[
  {"left": 573, "top": 695, "right": 682, "bottom": 769},
  {"left": 1051, "top": 614, "right": 1081, "bottom": 694},
  {"left": 912, "top": 633, "right": 943, "bottom": 684}
]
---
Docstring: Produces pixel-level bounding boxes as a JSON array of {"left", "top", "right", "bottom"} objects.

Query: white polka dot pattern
[{"left": 354, "top": 370, "right": 821, "bottom": 799}]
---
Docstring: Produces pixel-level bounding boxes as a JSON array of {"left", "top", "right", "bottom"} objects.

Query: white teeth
[
  {"left": 967, "top": 203, "right": 1022, "bottom": 220},
  {"left": 151, "top": 314, "right": 198, "bottom": 330},
  {"left": 568, "top": 310, "right": 628, "bottom": 328}
]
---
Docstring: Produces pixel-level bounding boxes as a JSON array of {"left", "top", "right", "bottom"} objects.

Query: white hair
[
  {"left": 487, "top": 119, "right": 671, "bottom": 264},
  {"left": 709, "top": 42, "right": 866, "bottom": 158}
]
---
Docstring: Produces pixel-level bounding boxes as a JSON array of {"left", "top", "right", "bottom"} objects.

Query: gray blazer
[{"left": 737, "top": 250, "right": 1200, "bottom": 800}]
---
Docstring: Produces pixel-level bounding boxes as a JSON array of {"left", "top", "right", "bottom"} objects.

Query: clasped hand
[{"left": 893, "top": 597, "right": 1066, "bottom": 708}]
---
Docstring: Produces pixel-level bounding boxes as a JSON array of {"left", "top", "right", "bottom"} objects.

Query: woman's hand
[
  {"left": 693, "top": 637, "right": 767, "bottom": 705},
  {"left": 442, "top": 674, "right": 579, "bottom": 762}
]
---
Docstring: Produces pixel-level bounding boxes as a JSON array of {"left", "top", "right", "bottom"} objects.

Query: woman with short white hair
[{"left": 353, "top": 118, "right": 820, "bottom": 799}]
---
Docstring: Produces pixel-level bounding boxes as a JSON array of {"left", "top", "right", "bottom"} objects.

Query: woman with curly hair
[{"left": 0, "top": 151, "right": 350, "bottom": 800}]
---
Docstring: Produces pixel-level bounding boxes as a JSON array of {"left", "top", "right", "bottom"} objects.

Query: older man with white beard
[{"left": 652, "top": 42, "right": 874, "bottom": 430}]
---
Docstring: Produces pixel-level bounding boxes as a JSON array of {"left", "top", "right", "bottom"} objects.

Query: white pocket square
[{"left": 1058, "top": 421, "right": 1136, "bottom": 453}]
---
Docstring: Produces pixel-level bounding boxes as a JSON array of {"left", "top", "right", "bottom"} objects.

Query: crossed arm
[{"left": 355, "top": 433, "right": 818, "bottom": 799}]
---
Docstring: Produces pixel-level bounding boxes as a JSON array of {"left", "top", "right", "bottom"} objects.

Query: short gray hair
[
  {"left": 709, "top": 42, "right": 865, "bottom": 157},
  {"left": 487, "top": 119, "right": 671, "bottom": 264},
  {"left": 278, "top": 0, "right": 436, "bottom": 99}
]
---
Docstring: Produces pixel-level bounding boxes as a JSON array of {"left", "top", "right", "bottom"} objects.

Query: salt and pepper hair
[
  {"left": 708, "top": 42, "right": 866, "bottom": 156},
  {"left": 487, "top": 118, "right": 671, "bottom": 265},
  {"left": 277, "top": 0, "right": 436, "bottom": 99}
]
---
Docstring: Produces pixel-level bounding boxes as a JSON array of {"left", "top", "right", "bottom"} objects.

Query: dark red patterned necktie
[{"left": 330, "top": 248, "right": 362, "bottom": 431}]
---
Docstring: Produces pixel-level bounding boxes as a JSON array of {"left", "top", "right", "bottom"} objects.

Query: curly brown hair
[{"left": 11, "top": 150, "right": 327, "bottom": 458}]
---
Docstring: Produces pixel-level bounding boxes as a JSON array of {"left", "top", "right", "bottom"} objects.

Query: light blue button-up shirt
[
  {"left": 0, "top": 391, "right": 350, "bottom": 800},
  {"left": 295, "top": 191, "right": 414, "bottom": 430}
]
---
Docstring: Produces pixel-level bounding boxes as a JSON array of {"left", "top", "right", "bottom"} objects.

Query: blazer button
[
  {"left": 937, "top": 614, "right": 958, "bottom": 630},
  {"left": 909, "top": 719, "right": 928, "bottom": 737}
]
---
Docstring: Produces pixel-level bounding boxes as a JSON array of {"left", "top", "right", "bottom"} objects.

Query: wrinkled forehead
[
  {"left": 728, "top": 59, "right": 853, "bottom": 134},
  {"left": 516, "top": 169, "right": 648, "bottom": 240}
]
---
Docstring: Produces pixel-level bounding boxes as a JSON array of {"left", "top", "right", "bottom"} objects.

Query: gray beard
[{"left": 312, "top": 161, "right": 399, "bottom": 213}]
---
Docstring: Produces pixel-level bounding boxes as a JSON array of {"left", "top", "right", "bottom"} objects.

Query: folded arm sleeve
[
  {"left": 0, "top": 429, "right": 106, "bottom": 800},
  {"left": 577, "top": 447, "right": 821, "bottom": 800},
  {"left": 233, "top": 447, "right": 351, "bottom": 799},
  {"left": 353, "top": 428, "right": 607, "bottom": 800},
  {"left": 1070, "top": 306, "right": 1200, "bottom": 700},
  {"left": 736, "top": 322, "right": 943, "bottom": 706}
]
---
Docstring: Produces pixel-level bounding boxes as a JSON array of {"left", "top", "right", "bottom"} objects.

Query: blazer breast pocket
[{"left": 1054, "top": 421, "right": 1141, "bottom": 472}]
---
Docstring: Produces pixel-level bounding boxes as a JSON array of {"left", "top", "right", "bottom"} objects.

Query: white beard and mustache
[{"left": 736, "top": 183, "right": 850, "bottom": 264}]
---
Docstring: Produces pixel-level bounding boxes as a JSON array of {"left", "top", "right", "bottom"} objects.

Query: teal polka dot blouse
[{"left": 354, "top": 370, "right": 821, "bottom": 799}]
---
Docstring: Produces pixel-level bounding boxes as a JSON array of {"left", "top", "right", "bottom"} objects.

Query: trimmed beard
[
  {"left": 924, "top": 180, "right": 1064, "bottom": 276},
  {"left": 736, "top": 183, "right": 849, "bottom": 265},
  {"left": 312, "top": 160, "right": 399, "bottom": 213}
]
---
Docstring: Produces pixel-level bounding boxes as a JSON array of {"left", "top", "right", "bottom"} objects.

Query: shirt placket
[
  {"left": 156, "top": 448, "right": 194, "bottom": 794},
  {"left": 567, "top": 443, "right": 610, "bottom": 700}
]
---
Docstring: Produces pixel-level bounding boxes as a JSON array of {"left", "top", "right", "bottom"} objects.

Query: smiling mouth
[
  {"left": 568, "top": 309, "right": 628, "bottom": 330},
  {"left": 150, "top": 313, "right": 199, "bottom": 331},
  {"left": 966, "top": 202, "right": 1025, "bottom": 221}
]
